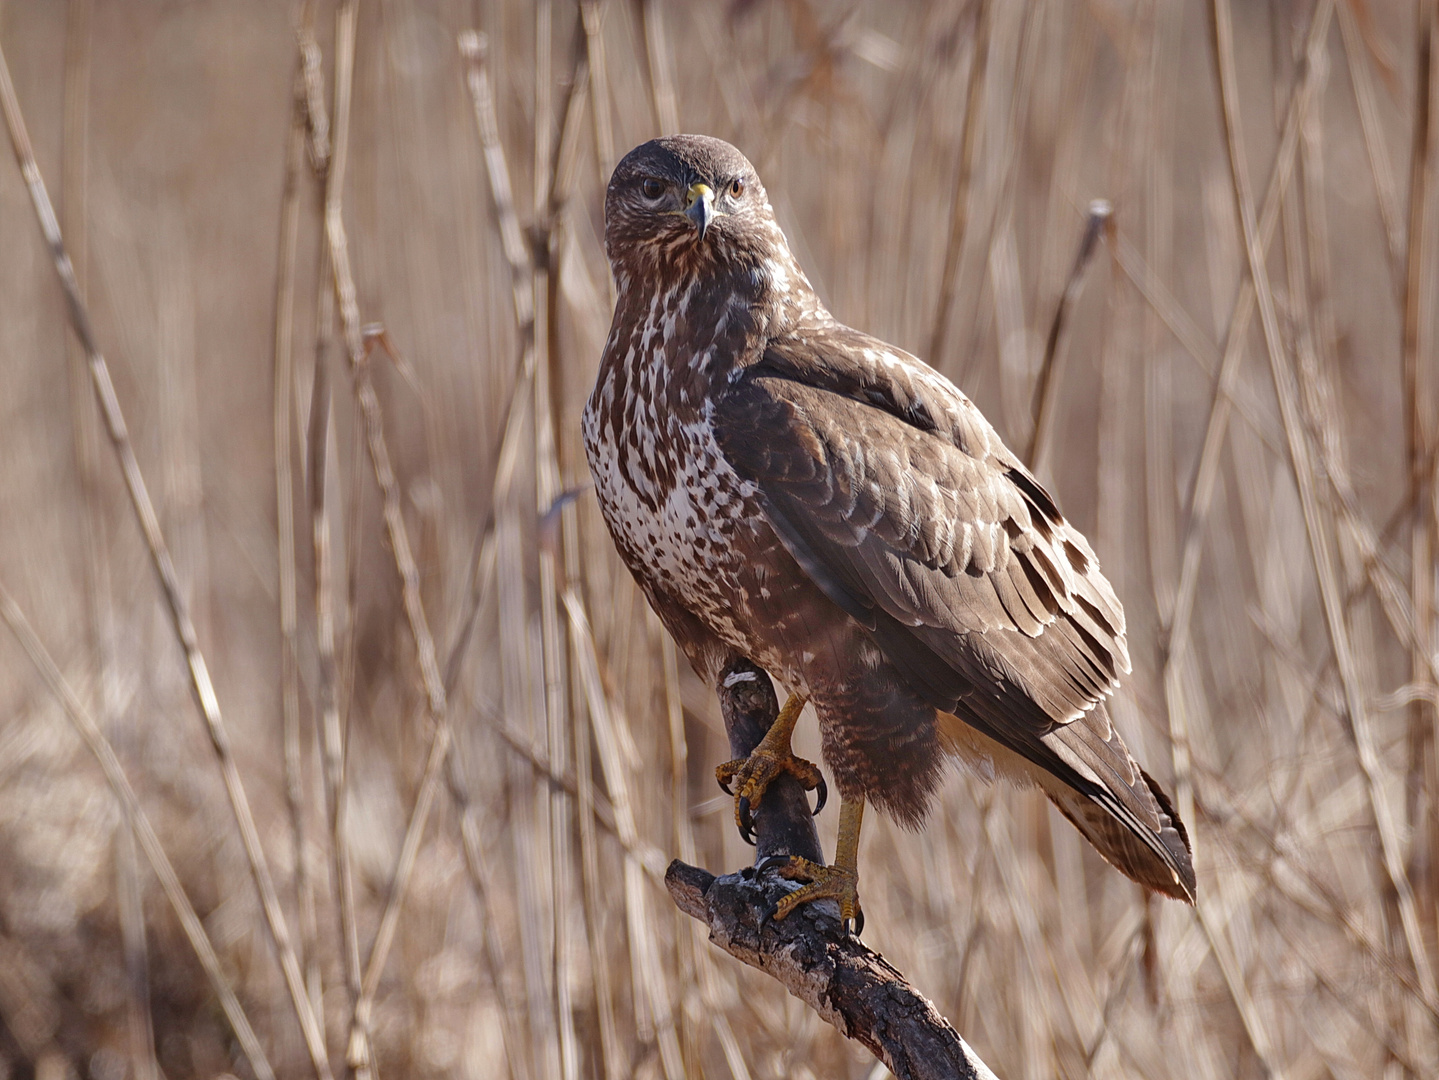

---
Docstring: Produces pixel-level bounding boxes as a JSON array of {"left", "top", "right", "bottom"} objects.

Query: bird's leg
[
  {"left": 715, "top": 693, "right": 826, "bottom": 843},
  {"left": 764, "top": 796, "right": 865, "bottom": 934}
]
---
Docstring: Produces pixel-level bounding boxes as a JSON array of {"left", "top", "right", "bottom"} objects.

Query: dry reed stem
[
  {"left": 1026, "top": 198, "right": 1109, "bottom": 470},
  {"left": 1109, "top": 229, "right": 1283, "bottom": 460},
  {"left": 0, "top": 36, "right": 335, "bottom": 1080},
  {"left": 433, "top": 374, "right": 537, "bottom": 1080},
  {"left": 311, "top": 6, "right": 364, "bottom": 1060},
  {"left": 459, "top": 31, "right": 536, "bottom": 334},
  {"left": 1213, "top": 0, "right": 1439, "bottom": 1042},
  {"left": 1402, "top": 5, "right": 1439, "bottom": 975},
  {"left": 274, "top": 43, "right": 321, "bottom": 1028},
  {"left": 572, "top": 641, "right": 623, "bottom": 1080},
  {"left": 465, "top": 30, "right": 555, "bottom": 1070},
  {"left": 314, "top": 4, "right": 461, "bottom": 1063},
  {"left": 530, "top": 6, "right": 584, "bottom": 1076},
  {"left": 657, "top": 629, "right": 755, "bottom": 1080},
  {"left": 581, "top": 0, "right": 616, "bottom": 174},
  {"left": 0, "top": 585, "right": 274, "bottom": 1080},
  {"left": 641, "top": 0, "right": 680, "bottom": 137},
  {"left": 928, "top": 0, "right": 987, "bottom": 366},
  {"left": 346, "top": 326, "right": 453, "bottom": 1061},
  {"left": 1158, "top": 24, "right": 1336, "bottom": 1028},
  {"left": 436, "top": 508, "right": 533, "bottom": 1080},
  {"left": 1337, "top": 0, "right": 1405, "bottom": 286},
  {"left": 562, "top": 589, "right": 686, "bottom": 1079},
  {"left": 1166, "top": 0, "right": 1334, "bottom": 670}
]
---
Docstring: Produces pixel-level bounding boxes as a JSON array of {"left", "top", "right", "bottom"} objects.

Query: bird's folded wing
[
  {"left": 714, "top": 329, "right": 1195, "bottom": 894},
  {"left": 716, "top": 328, "right": 1127, "bottom": 727}
]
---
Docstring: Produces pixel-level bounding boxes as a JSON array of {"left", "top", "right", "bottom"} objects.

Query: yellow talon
[
  {"left": 715, "top": 693, "right": 824, "bottom": 842},
  {"left": 767, "top": 798, "right": 865, "bottom": 934}
]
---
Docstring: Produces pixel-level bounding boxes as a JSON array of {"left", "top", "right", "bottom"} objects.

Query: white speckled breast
[{"left": 583, "top": 293, "right": 765, "bottom": 653}]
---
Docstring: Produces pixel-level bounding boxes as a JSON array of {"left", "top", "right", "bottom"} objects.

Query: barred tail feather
[
  {"left": 1043, "top": 772, "right": 1196, "bottom": 902},
  {"left": 936, "top": 707, "right": 1196, "bottom": 903}
]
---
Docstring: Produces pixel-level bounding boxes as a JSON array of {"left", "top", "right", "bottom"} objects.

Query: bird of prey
[{"left": 583, "top": 135, "right": 1195, "bottom": 930}]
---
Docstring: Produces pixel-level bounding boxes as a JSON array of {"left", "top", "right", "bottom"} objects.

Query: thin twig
[
  {"left": 580, "top": 0, "right": 616, "bottom": 174},
  {"left": 1401, "top": 1, "right": 1439, "bottom": 969},
  {"left": 308, "top": 6, "right": 364, "bottom": 1065},
  {"left": 1337, "top": 0, "right": 1405, "bottom": 287},
  {"left": 562, "top": 589, "right": 686, "bottom": 1079},
  {"left": 275, "top": 42, "right": 322, "bottom": 1027},
  {"left": 0, "top": 35, "right": 335, "bottom": 1080},
  {"left": 1026, "top": 199, "right": 1110, "bottom": 471},
  {"left": 928, "top": 0, "right": 988, "bottom": 366},
  {"left": 641, "top": 0, "right": 680, "bottom": 135}
]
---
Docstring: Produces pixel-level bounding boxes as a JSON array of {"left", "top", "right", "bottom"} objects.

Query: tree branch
[{"left": 666, "top": 659, "right": 1000, "bottom": 1080}]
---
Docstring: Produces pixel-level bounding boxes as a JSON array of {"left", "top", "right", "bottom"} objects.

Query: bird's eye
[
  {"left": 641, "top": 178, "right": 665, "bottom": 200},
  {"left": 729, "top": 178, "right": 745, "bottom": 198}
]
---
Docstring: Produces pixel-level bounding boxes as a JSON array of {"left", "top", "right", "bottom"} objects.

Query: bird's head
[{"left": 604, "top": 135, "right": 786, "bottom": 285}]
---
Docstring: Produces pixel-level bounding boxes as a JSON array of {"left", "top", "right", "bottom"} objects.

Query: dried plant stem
[
  {"left": 310, "top": 4, "right": 461, "bottom": 1067},
  {"left": 297, "top": 9, "right": 331, "bottom": 173},
  {"left": 928, "top": 0, "right": 988, "bottom": 365},
  {"left": 1110, "top": 230, "right": 1283, "bottom": 460},
  {"left": 0, "top": 36, "right": 334, "bottom": 1080},
  {"left": 276, "top": 50, "right": 322, "bottom": 1024},
  {"left": 338, "top": 312, "right": 457, "bottom": 1075},
  {"left": 1026, "top": 199, "right": 1109, "bottom": 470},
  {"left": 1337, "top": 0, "right": 1404, "bottom": 285},
  {"left": 529, "top": 9, "right": 584, "bottom": 1078},
  {"left": 1213, "top": 0, "right": 1438, "bottom": 1026},
  {"left": 1402, "top": 1, "right": 1439, "bottom": 939},
  {"left": 563, "top": 591, "right": 686, "bottom": 1080},
  {"left": 0, "top": 585, "right": 275, "bottom": 1080},
  {"left": 308, "top": 7, "right": 364, "bottom": 1064},
  {"left": 641, "top": 0, "right": 680, "bottom": 135},
  {"left": 580, "top": 0, "right": 615, "bottom": 174},
  {"left": 1167, "top": 0, "right": 1334, "bottom": 672},
  {"left": 459, "top": 30, "right": 536, "bottom": 334}
]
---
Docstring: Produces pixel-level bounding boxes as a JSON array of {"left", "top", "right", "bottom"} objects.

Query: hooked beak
[{"left": 684, "top": 182, "right": 718, "bottom": 240}]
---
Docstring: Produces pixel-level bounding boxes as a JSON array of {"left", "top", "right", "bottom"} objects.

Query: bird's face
[{"left": 604, "top": 135, "right": 780, "bottom": 283}]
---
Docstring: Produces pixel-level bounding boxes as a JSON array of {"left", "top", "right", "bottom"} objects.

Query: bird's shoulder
[{"left": 729, "top": 321, "right": 1004, "bottom": 463}]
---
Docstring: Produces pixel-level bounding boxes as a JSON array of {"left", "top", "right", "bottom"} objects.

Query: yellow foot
[
  {"left": 715, "top": 694, "right": 826, "bottom": 844},
  {"left": 762, "top": 855, "right": 863, "bottom": 935}
]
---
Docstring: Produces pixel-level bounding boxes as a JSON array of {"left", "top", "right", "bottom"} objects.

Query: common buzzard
[{"left": 583, "top": 135, "right": 1195, "bottom": 929}]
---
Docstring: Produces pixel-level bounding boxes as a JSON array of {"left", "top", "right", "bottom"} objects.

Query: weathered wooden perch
[{"left": 665, "top": 659, "right": 1000, "bottom": 1080}]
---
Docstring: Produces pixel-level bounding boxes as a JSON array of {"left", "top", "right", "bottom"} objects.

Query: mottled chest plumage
[{"left": 582, "top": 283, "right": 766, "bottom": 641}]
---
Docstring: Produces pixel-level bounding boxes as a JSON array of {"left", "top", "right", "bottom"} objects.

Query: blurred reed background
[{"left": 0, "top": 0, "right": 1436, "bottom": 1077}]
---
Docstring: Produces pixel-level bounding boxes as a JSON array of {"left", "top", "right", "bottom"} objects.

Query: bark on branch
[{"left": 666, "top": 659, "right": 1000, "bottom": 1080}]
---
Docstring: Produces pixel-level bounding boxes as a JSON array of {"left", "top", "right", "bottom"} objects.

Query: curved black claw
[
  {"left": 846, "top": 907, "right": 865, "bottom": 938},
  {"left": 758, "top": 899, "right": 779, "bottom": 930},
  {"left": 717, "top": 774, "right": 734, "bottom": 796},
  {"left": 810, "top": 775, "right": 828, "bottom": 817},
  {"left": 755, "top": 854, "right": 792, "bottom": 876},
  {"left": 737, "top": 796, "right": 756, "bottom": 845}
]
